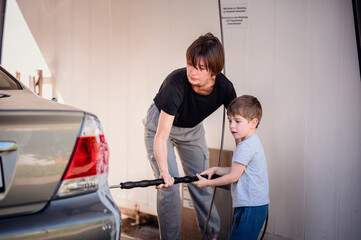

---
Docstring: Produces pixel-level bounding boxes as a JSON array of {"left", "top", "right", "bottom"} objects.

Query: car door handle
[{"left": 0, "top": 142, "right": 18, "bottom": 153}]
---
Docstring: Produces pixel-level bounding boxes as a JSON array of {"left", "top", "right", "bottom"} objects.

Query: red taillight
[
  {"left": 55, "top": 114, "right": 109, "bottom": 199},
  {"left": 63, "top": 134, "right": 109, "bottom": 180}
]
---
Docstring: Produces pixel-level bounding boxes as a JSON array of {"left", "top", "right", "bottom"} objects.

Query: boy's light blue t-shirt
[{"left": 231, "top": 133, "right": 270, "bottom": 207}]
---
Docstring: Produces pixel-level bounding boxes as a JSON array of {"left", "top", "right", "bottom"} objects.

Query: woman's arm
[{"left": 154, "top": 110, "right": 175, "bottom": 189}]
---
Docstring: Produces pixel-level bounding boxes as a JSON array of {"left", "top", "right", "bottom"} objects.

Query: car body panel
[
  {"left": 0, "top": 190, "right": 121, "bottom": 240},
  {"left": 0, "top": 111, "right": 83, "bottom": 216},
  {"left": 0, "top": 89, "right": 81, "bottom": 111}
]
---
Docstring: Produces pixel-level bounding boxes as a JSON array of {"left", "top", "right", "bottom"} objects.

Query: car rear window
[{"left": 0, "top": 68, "right": 22, "bottom": 90}]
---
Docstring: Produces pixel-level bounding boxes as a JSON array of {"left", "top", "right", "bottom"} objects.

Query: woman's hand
[{"left": 156, "top": 172, "right": 174, "bottom": 189}]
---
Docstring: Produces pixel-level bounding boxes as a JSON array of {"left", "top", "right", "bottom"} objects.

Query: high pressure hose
[{"left": 201, "top": 1, "right": 268, "bottom": 239}]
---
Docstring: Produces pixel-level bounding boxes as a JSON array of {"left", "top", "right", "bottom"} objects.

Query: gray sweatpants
[{"left": 143, "top": 103, "right": 220, "bottom": 240}]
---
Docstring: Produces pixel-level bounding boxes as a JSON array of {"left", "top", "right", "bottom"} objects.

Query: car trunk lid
[{"left": 0, "top": 111, "right": 84, "bottom": 217}]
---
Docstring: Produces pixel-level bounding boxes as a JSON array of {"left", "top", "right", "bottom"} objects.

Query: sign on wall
[{"left": 221, "top": 2, "right": 248, "bottom": 28}]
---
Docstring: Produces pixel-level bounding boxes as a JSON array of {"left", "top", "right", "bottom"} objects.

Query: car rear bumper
[{"left": 0, "top": 191, "right": 122, "bottom": 240}]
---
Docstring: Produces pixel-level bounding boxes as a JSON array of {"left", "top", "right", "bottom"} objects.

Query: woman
[{"left": 143, "top": 32, "right": 237, "bottom": 240}]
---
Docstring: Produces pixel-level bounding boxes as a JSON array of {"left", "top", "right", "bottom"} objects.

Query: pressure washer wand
[{"left": 110, "top": 174, "right": 219, "bottom": 189}]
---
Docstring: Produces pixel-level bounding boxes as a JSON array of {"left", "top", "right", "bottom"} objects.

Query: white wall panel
[
  {"left": 125, "top": 0, "right": 157, "bottom": 207},
  {"left": 273, "top": 1, "right": 308, "bottom": 238},
  {"left": 246, "top": 0, "right": 279, "bottom": 235},
  {"left": 38, "top": 1, "right": 56, "bottom": 77},
  {"left": 54, "top": 0, "right": 72, "bottom": 103},
  {"left": 305, "top": 0, "right": 343, "bottom": 239},
  {"left": 89, "top": 0, "right": 109, "bottom": 132},
  {"left": 70, "top": 0, "right": 91, "bottom": 111},
  {"left": 107, "top": 0, "right": 130, "bottom": 208},
  {"left": 338, "top": 1, "right": 361, "bottom": 239}
]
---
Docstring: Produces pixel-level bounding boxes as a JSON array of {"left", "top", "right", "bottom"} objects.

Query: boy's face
[{"left": 228, "top": 114, "right": 258, "bottom": 143}]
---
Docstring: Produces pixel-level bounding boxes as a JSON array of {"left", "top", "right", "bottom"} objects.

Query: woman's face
[{"left": 186, "top": 58, "right": 213, "bottom": 88}]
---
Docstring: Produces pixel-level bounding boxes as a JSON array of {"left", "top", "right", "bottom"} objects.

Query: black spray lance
[{"left": 109, "top": 174, "right": 220, "bottom": 190}]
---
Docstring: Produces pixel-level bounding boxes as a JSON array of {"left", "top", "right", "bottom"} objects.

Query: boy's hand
[
  {"left": 192, "top": 174, "right": 210, "bottom": 188},
  {"left": 201, "top": 167, "right": 216, "bottom": 179}
]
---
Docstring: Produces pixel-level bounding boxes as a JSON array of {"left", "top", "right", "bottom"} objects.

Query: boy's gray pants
[{"left": 143, "top": 103, "right": 220, "bottom": 240}]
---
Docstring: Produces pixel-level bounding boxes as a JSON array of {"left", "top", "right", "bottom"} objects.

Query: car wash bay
[{"left": 2, "top": 0, "right": 361, "bottom": 239}]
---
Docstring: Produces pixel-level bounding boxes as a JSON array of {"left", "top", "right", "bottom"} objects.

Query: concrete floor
[
  {"left": 120, "top": 214, "right": 289, "bottom": 240},
  {"left": 121, "top": 215, "right": 160, "bottom": 240}
]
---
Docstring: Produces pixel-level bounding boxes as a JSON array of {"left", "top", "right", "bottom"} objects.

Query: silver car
[{"left": 0, "top": 66, "right": 121, "bottom": 239}]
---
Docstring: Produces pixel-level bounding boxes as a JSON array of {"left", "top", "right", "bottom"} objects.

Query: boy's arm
[
  {"left": 193, "top": 162, "right": 245, "bottom": 188},
  {"left": 213, "top": 166, "right": 232, "bottom": 176},
  {"left": 201, "top": 166, "right": 231, "bottom": 179}
]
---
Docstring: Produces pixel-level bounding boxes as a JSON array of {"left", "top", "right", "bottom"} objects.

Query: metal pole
[{"left": 202, "top": 1, "right": 225, "bottom": 238}]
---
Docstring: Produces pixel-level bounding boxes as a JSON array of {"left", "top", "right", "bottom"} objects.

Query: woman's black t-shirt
[{"left": 153, "top": 68, "right": 237, "bottom": 128}]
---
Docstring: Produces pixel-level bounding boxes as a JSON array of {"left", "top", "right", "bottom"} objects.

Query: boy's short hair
[
  {"left": 186, "top": 32, "right": 224, "bottom": 75},
  {"left": 227, "top": 95, "right": 263, "bottom": 128}
]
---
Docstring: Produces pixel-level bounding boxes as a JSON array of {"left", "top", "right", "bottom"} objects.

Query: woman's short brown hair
[
  {"left": 227, "top": 95, "right": 263, "bottom": 128},
  {"left": 186, "top": 33, "right": 225, "bottom": 75}
]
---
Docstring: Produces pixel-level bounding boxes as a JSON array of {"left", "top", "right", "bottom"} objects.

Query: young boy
[{"left": 192, "top": 95, "right": 269, "bottom": 240}]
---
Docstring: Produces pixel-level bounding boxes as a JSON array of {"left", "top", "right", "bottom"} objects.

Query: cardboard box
[{"left": 181, "top": 148, "right": 233, "bottom": 240}]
